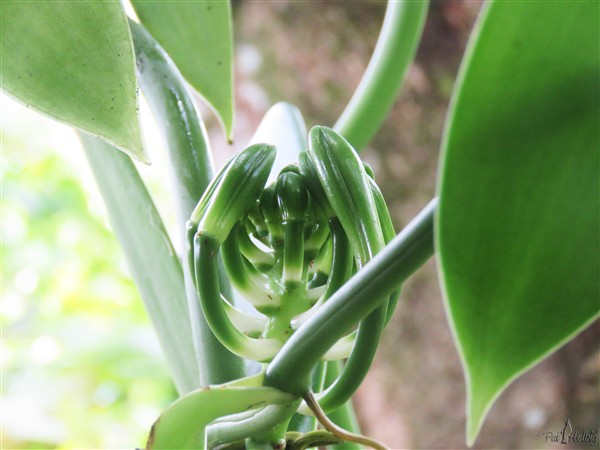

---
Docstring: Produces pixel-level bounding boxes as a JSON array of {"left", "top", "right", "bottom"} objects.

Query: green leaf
[
  {"left": 1, "top": 2, "right": 146, "bottom": 162},
  {"left": 146, "top": 385, "right": 296, "bottom": 449},
  {"left": 437, "top": 1, "right": 600, "bottom": 444},
  {"left": 131, "top": 0, "right": 234, "bottom": 140},
  {"left": 79, "top": 133, "right": 199, "bottom": 395}
]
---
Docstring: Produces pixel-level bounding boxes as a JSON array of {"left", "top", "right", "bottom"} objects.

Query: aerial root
[{"left": 303, "top": 392, "right": 389, "bottom": 450}]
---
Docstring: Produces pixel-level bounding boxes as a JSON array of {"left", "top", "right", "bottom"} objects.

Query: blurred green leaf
[
  {"left": 131, "top": 0, "right": 234, "bottom": 141},
  {"left": 79, "top": 134, "right": 200, "bottom": 396},
  {"left": 437, "top": 1, "right": 599, "bottom": 444},
  {"left": 0, "top": 3, "right": 147, "bottom": 162},
  {"left": 1, "top": 104, "right": 173, "bottom": 449}
]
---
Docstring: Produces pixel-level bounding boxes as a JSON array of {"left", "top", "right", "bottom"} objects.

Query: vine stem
[
  {"left": 130, "top": 20, "right": 245, "bottom": 386},
  {"left": 334, "top": 0, "right": 429, "bottom": 151}
]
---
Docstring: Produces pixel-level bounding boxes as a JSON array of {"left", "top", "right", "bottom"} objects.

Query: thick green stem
[
  {"left": 334, "top": 0, "right": 429, "bottom": 151},
  {"left": 264, "top": 199, "right": 437, "bottom": 395},
  {"left": 287, "top": 361, "right": 327, "bottom": 433},
  {"left": 130, "top": 20, "right": 244, "bottom": 385}
]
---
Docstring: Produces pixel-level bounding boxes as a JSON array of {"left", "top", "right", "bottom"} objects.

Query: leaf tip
[
  {"left": 465, "top": 376, "right": 498, "bottom": 448},
  {"left": 217, "top": 108, "right": 234, "bottom": 146},
  {"left": 129, "top": 138, "right": 152, "bottom": 165},
  {"left": 466, "top": 416, "right": 481, "bottom": 448},
  {"left": 112, "top": 130, "right": 151, "bottom": 165}
]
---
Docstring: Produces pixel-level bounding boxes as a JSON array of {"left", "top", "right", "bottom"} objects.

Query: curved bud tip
[
  {"left": 260, "top": 185, "right": 284, "bottom": 241},
  {"left": 279, "top": 163, "right": 302, "bottom": 176},
  {"left": 298, "top": 151, "right": 334, "bottom": 219},
  {"left": 363, "top": 162, "right": 375, "bottom": 180},
  {"left": 308, "top": 125, "right": 359, "bottom": 167},
  {"left": 277, "top": 172, "right": 309, "bottom": 222},
  {"left": 199, "top": 143, "right": 276, "bottom": 242},
  {"left": 260, "top": 185, "right": 281, "bottom": 224}
]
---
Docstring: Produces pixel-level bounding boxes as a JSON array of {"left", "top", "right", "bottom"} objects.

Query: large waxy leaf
[
  {"left": 1, "top": 2, "right": 146, "bottom": 162},
  {"left": 437, "top": 1, "right": 599, "bottom": 444},
  {"left": 131, "top": 0, "right": 234, "bottom": 140}
]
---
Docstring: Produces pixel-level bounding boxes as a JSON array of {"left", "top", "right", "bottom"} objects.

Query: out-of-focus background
[{"left": 2, "top": 2, "right": 598, "bottom": 449}]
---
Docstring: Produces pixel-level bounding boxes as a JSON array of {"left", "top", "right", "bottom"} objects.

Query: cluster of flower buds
[{"left": 187, "top": 126, "right": 397, "bottom": 367}]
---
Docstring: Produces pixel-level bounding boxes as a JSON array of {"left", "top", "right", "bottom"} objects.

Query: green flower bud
[
  {"left": 199, "top": 143, "right": 276, "bottom": 243},
  {"left": 246, "top": 201, "right": 269, "bottom": 238},
  {"left": 278, "top": 163, "right": 301, "bottom": 176},
  {"left": 276, "top": 172, "right": 309, "bottom": 222},
  {"left": 298, "top": 151, "right": 334, "bottom": 219},
  {"left": 274, "top": 172, "right": 309, "bottom": 287},
  {"left": 308, "top": 126, "right": 384, "bottom": 266},
  {"left": 363, "top": 161, "right": 375, "bottom": 180},
  {"left": 260, "top": 185, "right": 284, "bottom": 241},
  {"left": 189, "top": 158, "right": 233, "bottom": 225}
]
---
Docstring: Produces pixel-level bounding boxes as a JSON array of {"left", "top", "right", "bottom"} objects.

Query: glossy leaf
[
  {"left": 437, "top": 2, "right": 600, "bottom": 444},
  {"left": 131, "top": 0, "right": 234, "bottom": 140},
  {"left": 1, "top": 2, "right": 146, "bottom": 162}
]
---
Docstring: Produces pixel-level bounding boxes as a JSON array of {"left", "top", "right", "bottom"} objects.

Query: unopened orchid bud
[
  {"left": 276, "top": 171, "right": 309, "bottom": 223},
  {"left": 308, "top": 126, "right": 384, "bottom": 266},
  {"left": 199, "top": 143, "right": 276, "bottom": 243},
  {"left": 260, "top": 185, "right": 284, "bottom": 243}
]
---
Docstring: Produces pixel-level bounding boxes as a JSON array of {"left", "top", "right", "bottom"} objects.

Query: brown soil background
[{"left": 203, "top": 2, "right": 599, "bottom": 448}]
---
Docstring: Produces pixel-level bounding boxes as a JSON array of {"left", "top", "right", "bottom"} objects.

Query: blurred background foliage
[
  {"left": 2, "top": 2, "right": 598, "bottom": 449},
  {"left": 2, "top": 99, "right": 177, "bottom": 448}
]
